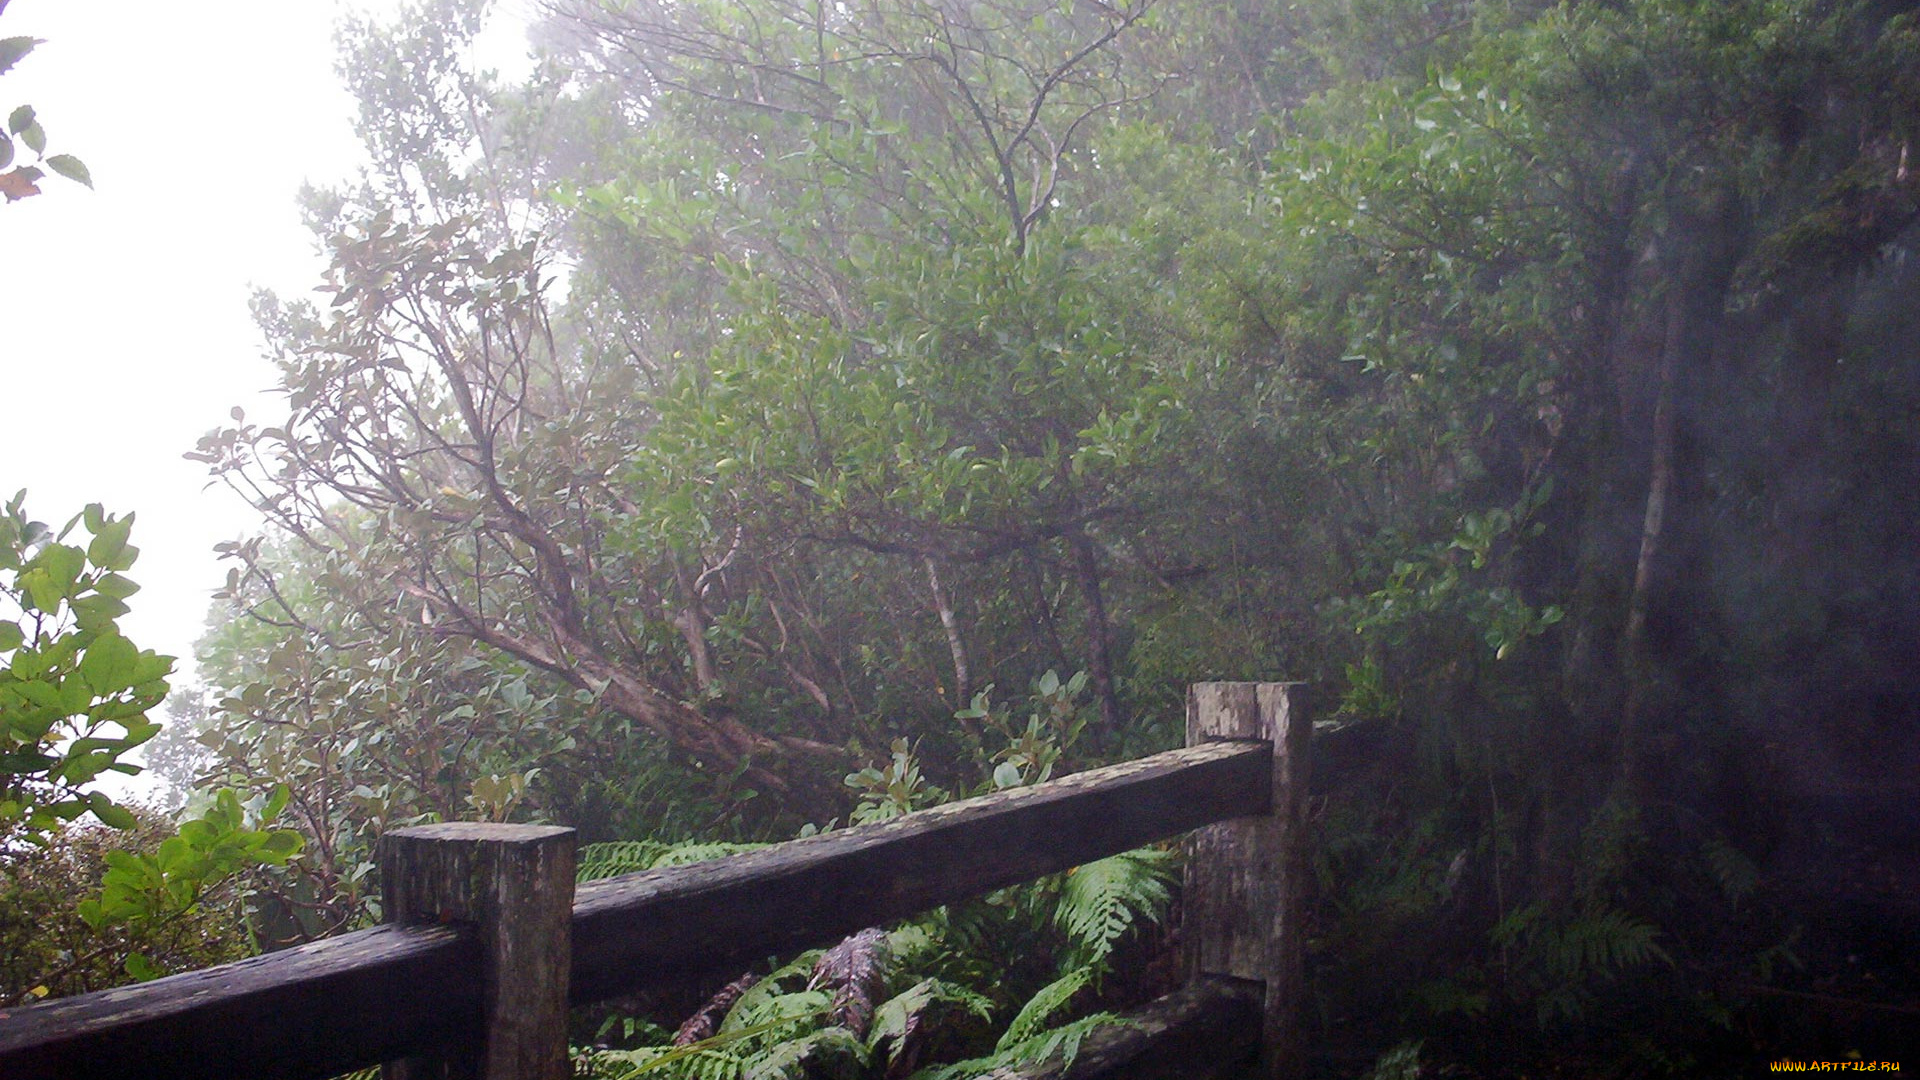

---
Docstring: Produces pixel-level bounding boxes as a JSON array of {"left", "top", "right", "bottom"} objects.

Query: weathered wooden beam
[
  {"left": 570, "top": 739, "right": 1272, "bottom": 1003},
  {"left": 380, "top": 823, "right": 576, "bottom": 1080},
  {"left": 1184, "top": 682, "right": 1311, "bottom": 1080},
  {"left": 1003, "top": 977, "right": 1263, "bottom": 1080},
  {"left": 0, "top": 922, "right": 479, "bottom": 1080}
]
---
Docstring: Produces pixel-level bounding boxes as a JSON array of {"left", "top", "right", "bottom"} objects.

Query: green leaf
[
  {"left": 0, "top": 621, "right": 21, "bottom": 652},
  {"left": 263, "top": 783, "right": 291, "bottom": 820},
  {"left": 123, "top": 953, "right": 163, "bottom": 982},
  {"left": 12, "top": 679, "right": 62, "bottom": 711},
  {"left": 74, "top": 898, "right": 106, "bottom": 930},
  {"left": 45, "top": 154, "right": 90, "bottom": 188},
  {"left": 0, "top": 37, "right": 39, "bottom": 76},
  {"left": 70, "top": 592, "right": 132, "bottom": 630},
  {"left": 87, "top": 516, "right": 134, "bottom": 570},
  {"left": 6, "top": 105, "right": 33, "bottom": 136},
  {"left": 88, "top": 792, "right": 138, "bottom": 829},
  {"left": 93, "top": 572, "right": 141, "bottom": 599},
  {"left": 79, "top": 631, "right": 139, "bottom": 694},
  {"left": 18, "top": 567, "right": 59, "bottom": 613},
  {"left": 131, "top": 652, "right": 172, "bottom": 684},
  {"left": 26, "top": 542, "right": 85, "bottom": 608},
  {"left": 20, "top": 120, "right": 44, "bottom": 156}
]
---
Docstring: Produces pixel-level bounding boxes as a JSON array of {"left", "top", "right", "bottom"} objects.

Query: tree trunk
[
  {"left": 924, "top": 556, "right": 972, "bottom": 710},
  {"left": 1617, "top": 190, "right": 1746, "bottom": 797},
  {"left": 1067, "top": 527, "right": 1124, "bottom": 732}
]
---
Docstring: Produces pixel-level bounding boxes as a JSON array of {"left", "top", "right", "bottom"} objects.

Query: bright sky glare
[{"left": 3, "top": 0, "right": 531, "bottom": 689}]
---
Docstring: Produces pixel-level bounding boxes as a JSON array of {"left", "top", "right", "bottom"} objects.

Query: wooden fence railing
[{"left": 0, "top": 682, "right": 1309, "bottom": 1080}]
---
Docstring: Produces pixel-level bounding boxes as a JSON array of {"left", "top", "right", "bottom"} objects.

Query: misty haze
[{"left": 3, "top": 0, "right": 1916, "bottom": 1076}]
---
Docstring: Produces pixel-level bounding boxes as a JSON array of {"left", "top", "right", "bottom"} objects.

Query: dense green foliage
[
  {"left": 0, "top": 496, "right": 304, "bottom": 1001},
  {"left": 0, "top": 791, "right": 300, "bottom": 1003},
  {"left": 25, "top": 0, "right": 1904, "bottom": 1070},
  {"left": 1, "top": 495, "right": 169, "bottom": 839},
  {"left": 1, "top": 808, "right": 253, "bottom": 1003}
]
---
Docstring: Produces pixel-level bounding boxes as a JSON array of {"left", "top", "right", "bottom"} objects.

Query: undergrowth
[{"left": 573, "top": 674, "right": 1175, "bottom": 1080}]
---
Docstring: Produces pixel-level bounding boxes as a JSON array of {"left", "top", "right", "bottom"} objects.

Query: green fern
[
  {"left": 721, "top": 949, "right": 826, "bottom": 1033},
  {"left": 648, "top": 842, "right": 770, "bottom": 868},
  {"left": 577, "top": 841, "right": 673, "bottom": 882},
  {"left": 575, "top": 721, "right": 1164, "bottom": 1079},
  {"left": 576, "top": 840, "right": 769, "bottom": 882},
  {"left": 1359, "top": 1041, "right": 1424, "bottom": 1080},
  {"left": 996, "top": 967, "right": 1094, "bottom": 1050},
  {"left": 581, "top": 1023, "right": 785, "bottom": 1080},
  {"left": 1555, "top": 902, "right": 1670, "bottom": 979},
  {"left": 867, "top": 977, "right": 996, "bottom": 1072},
  {"left": 1055, "top": 848, "right": 1173, "bottom": 967},
  {"left": 883, "top": 923, "right": 944, "bottom": 972},
  {"left": 586, "top": 1044, "right": 746, "bottom": 1080},
  {"left": 911, "top": 1011, "right": 1129, "bottom": 1080},
  {"left": 1492, "top": 900, "right": 1672, "bottom": 1025},
  {"left": 738, "top": 1026, "right": 869, "bottom": 1080},
  {"left": 1702, "top": 836, "right": 1760, "bottom": 909}
]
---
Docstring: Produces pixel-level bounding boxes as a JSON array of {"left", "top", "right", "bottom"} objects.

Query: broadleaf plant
[{"left": 1, "top": 493, "right": 171, "bottom": 842}]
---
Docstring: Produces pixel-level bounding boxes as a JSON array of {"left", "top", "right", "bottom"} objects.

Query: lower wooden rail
[
  {"left": 0, "top": 923, "right": 480, "bottom": 1080},
  {"left": 1005, "top": 978, "right": 1264, "bottom": 1080}
]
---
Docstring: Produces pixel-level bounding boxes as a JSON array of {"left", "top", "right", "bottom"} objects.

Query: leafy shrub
[{"left": 0, "top": 805, "right": 257, "bottom": 1002}]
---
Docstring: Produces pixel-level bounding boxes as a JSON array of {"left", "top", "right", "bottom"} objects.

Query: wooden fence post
[
  {"left": 380, "top": 823, "right": 577, "bottom": 1080},
  {"left": 1184, "top": 682, "right": 1311, "bottom": 1080}
]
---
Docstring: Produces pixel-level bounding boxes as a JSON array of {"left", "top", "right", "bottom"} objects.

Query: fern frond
[
  {"left": 1702, "top": 836, "right": 1760, "bottom": 908},
  {"left": 577, "top": 840, "right": 769, "bottom": 881},
  {"left": 648, "top": 842, "right": 769, "bottom": 867},
  {"left": 587, "top": 1043, "right": 747, "bottom": 1080},
  {"left": 1493, "top": 900, "right": 1669, "bottom": 1026},
  {"left": 722, "top": 986, "right": 830, "bottom": 1036},
  {"left": 721, "top": 949, "right": 825, "bottom": 1032},
  {"left": 1557, "top": 902, "right": 1670, "bottom": 978},
  {"left": 884, "top": 923, "right": 943, "bottom": 975},
  {"left": 911, "top": 1012, "right": 1129, "bottom": 1080},
  {"left": 1359, "top": 1041, "right": 1424, "bottom": 1080},
  {"left": 811, "top": 928, "right": 894, "bottom": 1036},
  {"left": 675, "top": 973, "right": 761, "bottom": 1045},
  {"left": 867, "top": 978, "right": 997, "bottom": 1072},
  {"left": 739, "top": 1026, "right": 869, "bottom": 1080},
  {"left": 996, "top": 966, "right": 1093, "bottom": 1052},
  {"left": 577, "top": 840, "right": 672, "bottom": 882},
  {"left": 1055, "top": 848, "right": 1173, "bottom": 968}
]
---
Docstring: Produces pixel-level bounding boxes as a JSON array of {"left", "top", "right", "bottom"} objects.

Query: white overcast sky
[{"left": 3, "top": 0, "right": 531, "bottom": 688}]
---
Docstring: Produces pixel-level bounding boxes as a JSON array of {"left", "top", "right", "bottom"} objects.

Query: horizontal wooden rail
[
  {"left": 0, "top": 923, "right": 481, "bottom": 1080},
  {"left": 1003, "top": 976, "right": 1262, "bottom": 1080},
  {"left": 570, "top": 738, "right": 1271, "bottom": 1002},
  {"left": 0, "top": 739, "right": 1272, "bottom": 1080}
]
